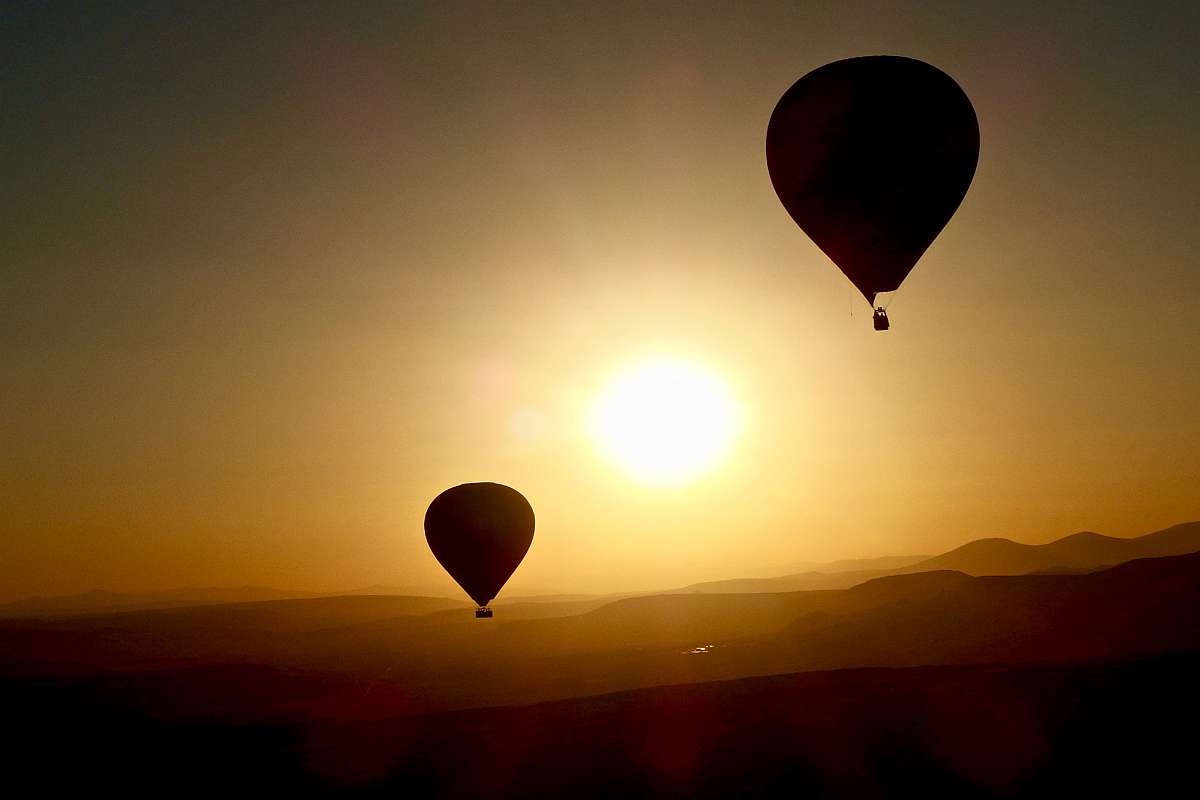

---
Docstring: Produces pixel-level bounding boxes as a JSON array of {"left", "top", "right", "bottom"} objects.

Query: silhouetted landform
[
  {"left": 674, "top": 555, "right": 928, "bottom": 594},
  {"left": 4, "top": 544, "right": 1200, "bottom": 796},
  {"left": 673, "top": 567, "right": 901, "bottom": 594},
  {"left": 5, "top": 653, "right": 1196, "bottom": 796},
  {"left": 497, "top": 592, "right": 620, "bottom": 604},
  {"left": 6, "top": 522, "right": 1194, "bottom": 617},
  {"left": 789, "top": 554, "right": 933, "bottom": 573},
  {"left": 680, "top": 521, "right": 1200, "bottom": 593},
  {"left": 0, "top": 585, "right": 321, "bottom": 618},
  {"left": 898, "top": 520, "right": 1200, "bottom": 575},
  {"left": 443, "top": 595, "right": 633, "bottom": 621},
  {"left": 4, "top": 551, "right": 1200, "bottom": 721}
]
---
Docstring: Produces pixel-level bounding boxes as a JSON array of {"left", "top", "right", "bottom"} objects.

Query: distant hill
[
  {"left": 673, "top": 567, "right": 899, "bottom": 594},
  {"left": 486, "top": 551, "right": 1200, "bottom": 701},
  {"left": 667, "top": 521, "right": 1200, "bottom": 594},
  {"left": 898, "top": 521, "right": 1200, "bottom": 576},
  {"left": 6, "top": 551, "right": 1200, "bottom": 719},
  {"left": 790, "top": 554, "right": 934, "bottom": 573},
  {"left": 0, "top": 586, "right": 321, "bottom": 618},
  {"left": 674, "top": 553, "right": 930, "bottom": 593},
  {"left": 9, "top": 521, "right": 1194, "bottom": 616},
  {"left": 722, "top": 551, "right": 1200, "bottom": 678},
  {"left": 5, "top": 541, "right": 1200, "bottom": 795},
  {"left": 424, "top": 595, "right": 633, "bottom": 623},
  {"left": 0, "top": 594, "right": 469, "bottom": 648}
]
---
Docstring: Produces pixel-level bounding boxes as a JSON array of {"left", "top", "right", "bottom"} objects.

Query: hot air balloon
[
  {"left": 424, "top": 482, "right": 534, "bottom": 618},
  {"left": 766, "top": 56, "right": 979, "bottom": 330}
]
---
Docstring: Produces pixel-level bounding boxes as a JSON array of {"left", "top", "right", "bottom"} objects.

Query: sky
[{"left": 3, "top": 1, "right": 1198, "bottom": 601}]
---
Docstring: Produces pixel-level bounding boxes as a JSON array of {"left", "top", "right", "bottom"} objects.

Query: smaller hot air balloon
[{"left": 424, "top": 482, "right": 534, "bottom": 618}]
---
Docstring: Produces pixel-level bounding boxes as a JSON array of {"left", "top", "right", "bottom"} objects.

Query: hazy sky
[{"left": 3, "top": 1, "right": 1198, "bottom": 600}]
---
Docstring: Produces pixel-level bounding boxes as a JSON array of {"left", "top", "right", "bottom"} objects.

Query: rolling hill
[
  {"left": 4, "top": 551, "right": 1199, "bottom": 720},
  {"left": 673, "top": 554, "right": 929, "bottom": 594},
  {"left": 677, "top": 521, "right": 1200, "bottom": 593},
  {"left": 899, "top": 521, "right": 1200, "bottom": 575},
  {"left": 0, "top": 585, "right": 321, "bottom": 617},
  {"left": 4, "top": 522, "right": 1197, "bottom": 794},
  {"left": 5, "top": 522, "right": 1194, "bottom": 618},
  {"left": 671, "top": 567, "right": 900, "bottom": 594}
]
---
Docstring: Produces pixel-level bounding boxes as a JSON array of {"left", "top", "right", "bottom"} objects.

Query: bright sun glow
[{"left": 590, "top": 358, "right": 741, "bottom": 485}]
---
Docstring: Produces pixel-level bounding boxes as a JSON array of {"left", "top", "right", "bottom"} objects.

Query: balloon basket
[{"left": 475, "top": 607, "right": 494, "bottom": 619}]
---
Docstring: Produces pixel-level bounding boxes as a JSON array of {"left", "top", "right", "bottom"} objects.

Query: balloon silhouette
[
  {"left": 424, "top": 482, "right": 534, "bottom": 616},
  {"left": 766, "top": 56, "right": 979, "bottom": 329}
]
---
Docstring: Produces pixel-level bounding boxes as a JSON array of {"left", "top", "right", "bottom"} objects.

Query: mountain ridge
[
  {"left": 4, "top": 520, "right": 1196, "bottom": 618},
  {"left": 898, "top": 521, "right": 1200, "bottom": 576}
]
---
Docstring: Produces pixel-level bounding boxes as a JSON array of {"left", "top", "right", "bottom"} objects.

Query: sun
[{"left": 589, "top": 357, "right": 741, "bottom": 485}]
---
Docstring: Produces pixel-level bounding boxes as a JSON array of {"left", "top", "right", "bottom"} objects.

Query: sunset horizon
[
  {"left": 6, "top": 3, "right": 1198, "bottom": 604},
  {"left": 5, "top": 517, "right": 1199, "bottom": 606},
  {"left": 4, "top": 2, "right": 1198, "bottom": 796}
]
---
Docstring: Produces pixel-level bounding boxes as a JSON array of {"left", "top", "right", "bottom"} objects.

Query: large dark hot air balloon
[
  {"left": 424, "top": 482, "right": 534, "bottom": 618},
  {"left": 766, "top": 56, "right": 979, "bottom": 330}
]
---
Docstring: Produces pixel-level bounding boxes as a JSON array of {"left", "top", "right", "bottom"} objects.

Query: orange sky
[{"left": 3, "top": 2, "right": 1198, "bottom": 601}]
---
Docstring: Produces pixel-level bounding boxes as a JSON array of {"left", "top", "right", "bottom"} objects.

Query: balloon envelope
[
  {"left": 424, "top": 482, "right": 534, "bottom": 607},
  {"left": 766, "top": 56, "right": 979, "bottom": 305}
]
